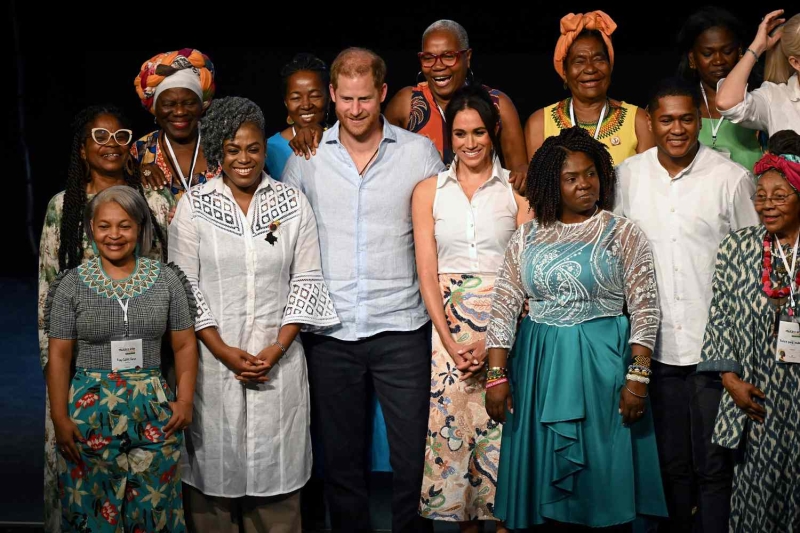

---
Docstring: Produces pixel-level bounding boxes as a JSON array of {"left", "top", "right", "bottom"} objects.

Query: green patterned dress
[{"left": 699, "top": 225, "right": 800, "bottom": 532}]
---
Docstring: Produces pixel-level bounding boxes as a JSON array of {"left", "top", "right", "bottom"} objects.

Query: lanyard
[
  {"left": 699, "top": 83, "right": 725, "bottom": 148},
  {"left": 776, "top": 233, "right": 800, "bottom": 311},
  {"left": 115, "top": 296, "right": 130, "bottom": 338},
  {"left": 569, "top": 98, "right": 607, "bottom": 140},
  {"left": 164, "top": 130, "right": 201, "bottom": 194}
]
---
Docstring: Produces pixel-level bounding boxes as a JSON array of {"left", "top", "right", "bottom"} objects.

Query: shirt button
[
  {"left": 670, "top": 208, "right": 676, "bottom": 213},
  {"left": 471, "top": 243, "right": 475, "bottom": 247},
  {"left": 676, "top": 296, "right": 681, "bottom": 301},
  {"left": 676, "top": 325, "right": 682, "bottom": 330},
  {"left": 674, "top": 267, "right": 679, "bottom": 272},
  {"left": 672, "top": 237, "right": 677, "bottom": 242}
]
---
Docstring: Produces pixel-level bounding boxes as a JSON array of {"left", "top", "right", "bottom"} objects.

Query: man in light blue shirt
[{"left": 283, "top": 47, "right": 444, "bottom": 533}]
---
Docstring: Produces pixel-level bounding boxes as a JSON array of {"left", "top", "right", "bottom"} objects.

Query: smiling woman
[
  {"left": 168, "top": 96, "right": 338, "bottom": 531},
  {"left": 525, "top": 10, "right": 654, "bottom": 165},
  {"left": 131, "top": 49, "right": 217, "bottom": 199},
  {"left": 383, "top": 19, "right": 529, "bottom": 186},
  {"left": 266, "top": 53, "right": 330, "bottom": 181}
]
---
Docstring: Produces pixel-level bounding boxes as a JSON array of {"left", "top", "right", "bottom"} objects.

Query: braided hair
[
  {"left": 58, "top": 104, "right": 166, "bottom": 271},
  {"left": 280, "top": 53, "right": 329, "bottom": 96},
  {"left": 525, "top": 126, "right": 615, "bottom": 227}
]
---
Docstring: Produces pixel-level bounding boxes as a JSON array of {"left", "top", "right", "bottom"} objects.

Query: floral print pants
[{"left": 58, "top": 368, "right": 184, "bottom": 532}]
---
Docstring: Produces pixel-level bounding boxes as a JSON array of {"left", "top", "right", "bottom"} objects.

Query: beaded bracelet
[
  {"left": 628, "top": 366, "right": 652, "bottom": 377},
  {"left": 485, "top": 377, "right": 508, "bottom": 389},
  {"left": 626, "top": 373, "right": 651, "bottom": 384},
  {"left": 745, "top": 47, "right": 760, "bottom": 61},
  {"left": 487, "top": 367, "right": 508, "bottom": 381}
]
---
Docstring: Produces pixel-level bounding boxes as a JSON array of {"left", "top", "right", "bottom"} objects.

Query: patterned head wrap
[
  {"left": 134, "top": 48, "right": 215, "bottom": 114},
  {"left": 755, "top": 153, "right": 800, "bottom": 191},
  {"left": 553, "top": 11, "right": 617, "bottom": 81}
]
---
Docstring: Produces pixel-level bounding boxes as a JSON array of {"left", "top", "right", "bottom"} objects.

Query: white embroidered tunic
[{"left": 168, "top": 173, "right": 338, "bottom": 498}]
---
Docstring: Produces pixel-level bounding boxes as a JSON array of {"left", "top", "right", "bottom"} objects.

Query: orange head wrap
[{"left": 553, "top": 11, "right": 617, "bottom": 81}]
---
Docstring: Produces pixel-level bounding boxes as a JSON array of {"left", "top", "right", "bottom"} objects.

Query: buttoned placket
[
  {"left": 457, "top": 177, "right": 495, "bottom": 273},
  {"left": 668, "top": 170, "right": 686, "bottom": 341},
  {"left": 340, "top": 140, "right": 384, "bottom": 338}
]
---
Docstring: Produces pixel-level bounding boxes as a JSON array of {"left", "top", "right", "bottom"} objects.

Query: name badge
[
  {"left": 110, "top": 338, "right": 143, "bottom": 370},
  {"left": 776, "top": 316, "right": 800, "bottom": 363}
]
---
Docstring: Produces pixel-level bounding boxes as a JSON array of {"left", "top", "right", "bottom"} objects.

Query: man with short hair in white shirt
[{"left": 614, "top": 77, "right": 759, "bottom": 533}]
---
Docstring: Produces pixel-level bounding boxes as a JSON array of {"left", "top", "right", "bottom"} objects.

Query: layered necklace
[{"left": 762, "top": 231, "right": 800, "bottom": 321}]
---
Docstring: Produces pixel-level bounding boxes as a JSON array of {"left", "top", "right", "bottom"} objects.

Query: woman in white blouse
[
  {"left": 168, "top": 97, "right": 338, "bottom": 532},
  {"left": 412, "top": 85, "right": 530, "bottom": 533},
  {"left": 716, "top": 9, "right": 800, "bottom": 135}
]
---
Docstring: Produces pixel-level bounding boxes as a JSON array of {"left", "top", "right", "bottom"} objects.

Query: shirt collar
[
  {"left": 326, "top": 116, "right": 397, "bottom": 145},
  {"left": 789, "top": 74, "right": 800, "bottom": 102},
  {"left": 651, "top": 142, "right": 705, "bottom": 181},
  {"left": 437, "top": 155, "right": 506, "bottom": 188}
]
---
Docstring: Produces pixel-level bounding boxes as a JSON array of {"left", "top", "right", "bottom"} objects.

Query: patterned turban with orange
[
  {"left": 553, "top": 11, "right": 617, "bottom": 81},
  {"left": 134, "top": 48, "right": 215, "bottom": 114}
]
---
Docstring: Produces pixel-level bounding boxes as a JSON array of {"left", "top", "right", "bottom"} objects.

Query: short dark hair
[
  {"left": 768, "top": 130, "right": 800, "bottom": 157},
  {"left": 676, "top": 7, "right": 745, "bottom": 80},
  {"left": 526, "top": 126, "right": 616, "bottom": 227},
  {"left": 647, "top": 76, "right": 701, "bottom": 114},
  {"left": 444, "top": 84, "right": 504, "bottom": 166},
  {"left": 280, "top": 53, "right": 329, "bottom": 96}
]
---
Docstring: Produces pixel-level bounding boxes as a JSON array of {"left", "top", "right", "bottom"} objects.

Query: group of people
[{"left": 36, "top": 6, "right": 800, "bottom": 533}]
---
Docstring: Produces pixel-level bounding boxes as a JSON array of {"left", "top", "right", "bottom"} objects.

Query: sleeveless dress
[
  {"left": 543, "top": 98, "right": 639, "bottom": 165},
  {"left": 419, "top": 157, "right": 518, "bottom": 522},
  {"left": 486, "top": 211, "right": 668, "bottom": 528}
]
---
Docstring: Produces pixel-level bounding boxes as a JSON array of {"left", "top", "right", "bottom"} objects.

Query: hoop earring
[
  {"left": 563, "top": 81, "right": 568, "bottom": 91},
  {"left": 416, "top": 71, "right": 425, "bottom": 85},
  {"left": 287, "top": 115, "right": 294, "bottom": 125},
  {"left": 124, "top": 155, "right": 136, "bottom": 176},
  {"left": 466, "top": 68, "right": 475, "bottom": 85}
]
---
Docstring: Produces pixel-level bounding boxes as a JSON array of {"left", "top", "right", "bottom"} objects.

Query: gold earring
[{"left": 286, "top": 115, "right": 294, "bottom": 125}]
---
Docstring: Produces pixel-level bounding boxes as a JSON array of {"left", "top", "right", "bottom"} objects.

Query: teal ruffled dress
[{"left": 486, "top": 212, "right": 668, "bottom": 528}]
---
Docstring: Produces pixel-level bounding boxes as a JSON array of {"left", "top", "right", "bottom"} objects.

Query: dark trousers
[
  {"left": 650, "top": 361, "right": 733, "bottom": 533},
  {"left": 303, "top": 325, "right": 433, "bottom": 533}
]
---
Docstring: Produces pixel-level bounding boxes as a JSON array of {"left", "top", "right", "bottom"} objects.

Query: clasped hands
[
  {"left": 217, "top": 344, "right": 284, "bottom": 383},
  {"left": 445, "top": 339, "right": 487, "bottom": 381}
]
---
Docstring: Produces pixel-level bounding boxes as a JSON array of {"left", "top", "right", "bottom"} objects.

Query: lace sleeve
[
  {"left": 486, "top": 223, "right": 529, "bottom": 349},
  {"left": 619, "top": 220, "right": 660, "bottom": 350}
]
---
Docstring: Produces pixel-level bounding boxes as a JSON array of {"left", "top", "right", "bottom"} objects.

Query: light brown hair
[{"left": 330, "top": 47, "right": 387, "bottom": 90}]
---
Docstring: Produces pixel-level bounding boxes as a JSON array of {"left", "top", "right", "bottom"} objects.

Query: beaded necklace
[{"left": 762, "top": 232, "right": 800, "bottom": 321}]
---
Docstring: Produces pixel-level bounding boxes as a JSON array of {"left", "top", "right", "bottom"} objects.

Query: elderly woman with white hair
[
  {"left": 44, "top": 185, "right": 198, "bottom": 532},
  {"left": 169, "top": 96, "right": 338, "bottom": 532}
]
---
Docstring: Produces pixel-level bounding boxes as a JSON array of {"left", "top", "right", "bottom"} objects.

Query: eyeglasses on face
[
  {"left": 751, "top": 191, "right": 799, "bottom": 205},
  {"left": 91, "top": 128, "right": 133, "bottom": 146},
  {"left": 417, "top": 49, "right": 470, "bottom": 68}
]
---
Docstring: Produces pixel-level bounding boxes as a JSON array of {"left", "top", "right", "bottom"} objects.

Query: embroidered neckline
[
  {"left": 78, "top": 257, "right": 160, "bottom": 299},
  {"left": 553, "top": 98, "right": 627, "bottom": 140}
]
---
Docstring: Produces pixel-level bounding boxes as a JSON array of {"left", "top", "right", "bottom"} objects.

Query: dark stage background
[
  {"left": 0, "top": 0, "right": 784, "bottom": 527},
  {"left": 5, "top": 2, "right": 774, "bottom": 278}
]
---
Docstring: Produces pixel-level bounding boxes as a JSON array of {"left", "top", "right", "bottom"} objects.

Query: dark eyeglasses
[
  {"left": 417, "top": 49, "right": 470, "bottom": 68},
  {"left": 91, "top": 128, "right": 133, "bottom": 146}
]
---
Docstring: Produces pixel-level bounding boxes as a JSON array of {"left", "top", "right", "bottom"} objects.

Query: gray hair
[
  {"left": 422, "top": 20, "right": 470, "bottom": 49},
  {"left": 200, "top": 96, "right": 266, "bottom": 169},
  {"left": 85, "top": 185, "right": 153, "bottom": 258}
]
